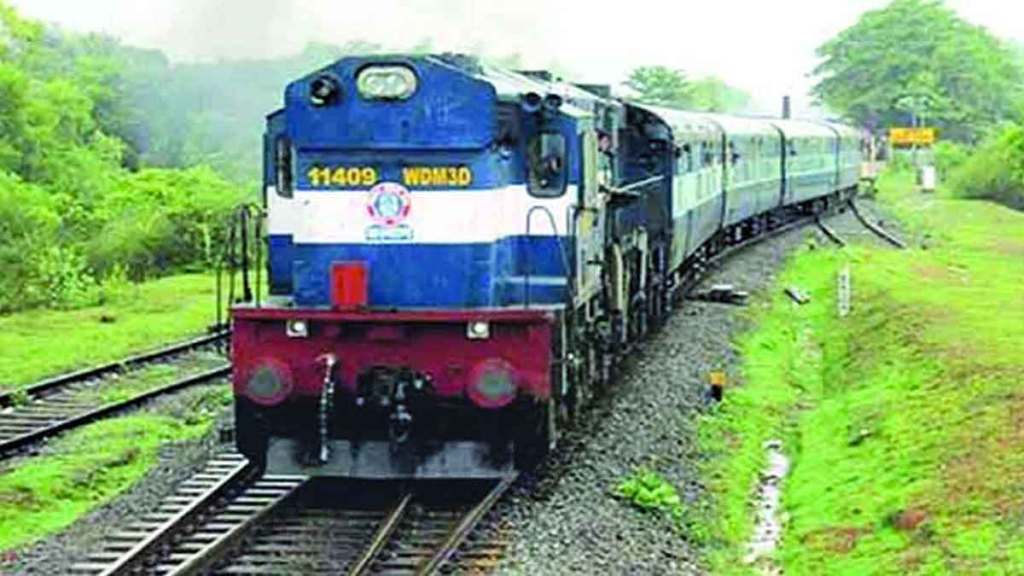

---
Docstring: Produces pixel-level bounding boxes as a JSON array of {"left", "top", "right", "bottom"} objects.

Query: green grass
[
  {"left": 76, "top": 351, "right": 227, "bottom": 405},
  {"left": 0, "top": 386, "right": 231, "bottom": 553},
  {"left": 0, "top": 274, "right": 220, "bottom": 391},
  {"left": 699, "top": 171, "right": 1024, "bottom": 574}
]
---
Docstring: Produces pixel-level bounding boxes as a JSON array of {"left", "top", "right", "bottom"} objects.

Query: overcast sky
[{"left": 9, "top": 0, "right": 1024, "bottom": 115}]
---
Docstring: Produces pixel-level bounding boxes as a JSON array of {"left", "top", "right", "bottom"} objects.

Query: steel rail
[
  {"left": 0, "top": 365, "right": 231, "bottom": 456},
  {"left": 0, "top": 330, "right": 229, "bottom": 409},
  {"left": 417, "top": 473, "right": 519, "bottom": 575},
  {"left": 848, "top": 200, "right": 907, "bottom": 249},
  {"left": 347, "top": 493, "right": 414, "bottom": 576},
  {"left": 815, "top": 216, "right": 847, "bottom": 247}
]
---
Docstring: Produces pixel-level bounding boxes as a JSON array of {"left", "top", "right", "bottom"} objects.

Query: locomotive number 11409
[
  {"left": 306, "top": 165, "right": 475, "bottom": 188},
  {"left": 307, "top": 166, "right": 379, "bottom": 187}
]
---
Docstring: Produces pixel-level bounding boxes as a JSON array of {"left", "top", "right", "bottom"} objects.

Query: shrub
[
  {"left": 1, "top": 161, "right": 246, "bottom": 311},
  {"left": 932, "top": 140, "right": 970, "bottom": 179},
  {"left": 87, "top": 166, "right": 246, "bottom": 280},
  {"left": 35, "top": 246, "right": 97, "bottom": 308},
  {"left": 86, "top": 209, "right": 177, "bottom": 280},
  {"left": 0, "top": 172, "right": 67, "bottom": 312},
  {"left": 949, "top": 123, "right": 1024, "bottom": 210}
]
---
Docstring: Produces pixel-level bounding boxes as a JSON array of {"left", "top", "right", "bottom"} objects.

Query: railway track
[
  {"left": 0, "top": 332, "right": 230, "bottom": 458},
  {"left": 848, "top": 200, "right": 907, "bottom": 249},
  {"left": 74, "top": 456, "right": 517, "bottom": 576},
  {"left": 680, "top": 207, "right": 836, "bottom": 300}
]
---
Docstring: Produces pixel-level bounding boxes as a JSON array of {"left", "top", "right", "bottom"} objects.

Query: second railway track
[{"left": 0, "top": 331, "right": 230, "bottom": 458}]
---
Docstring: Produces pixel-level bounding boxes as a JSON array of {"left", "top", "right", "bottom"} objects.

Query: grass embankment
[
  {"left": 0, "top": 274, "right": 219, "bottom": 391},
  {"left": 700, "top": 171, "right": 1024, "bottom": 574},
  {"left": 0, "top": 387, "right": 230, "bottom": 553}
]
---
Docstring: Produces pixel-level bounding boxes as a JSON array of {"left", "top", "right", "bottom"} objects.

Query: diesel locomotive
[{"left": 231, "top": 54, "right": 862, "bottom": 479}]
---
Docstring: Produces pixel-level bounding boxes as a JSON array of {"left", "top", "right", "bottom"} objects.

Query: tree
[
  {"left": 626, "top": 66, "right": 695, "bottom": 108},
  {"left": 0, "top": 1, "right": 248, "bottom": 311},
  {"left": 812, "top": 0, "right": 1023, "bottom": 141},
  {"left": 626, "top": 66, "right": 750, "bottom": 112},
  {"left": 690, "top": 77, "right": 751, "bottom": 113}
]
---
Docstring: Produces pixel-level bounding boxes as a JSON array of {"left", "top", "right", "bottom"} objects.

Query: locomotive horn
[{"left": 521, "top": 92, "right": 543, "bottom": 113}]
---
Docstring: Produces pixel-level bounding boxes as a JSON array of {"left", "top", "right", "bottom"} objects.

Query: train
[{"left": 230, "top": 53, "right": 863, "bottom": 479}]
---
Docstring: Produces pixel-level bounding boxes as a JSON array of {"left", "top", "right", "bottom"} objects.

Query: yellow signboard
[{"left": 889, "top": 127, "right": 937, "bottom": 146}]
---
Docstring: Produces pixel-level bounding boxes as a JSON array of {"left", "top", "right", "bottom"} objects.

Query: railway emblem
[{"left": 365, "top": 182, "right": 414, "bottom": 241}]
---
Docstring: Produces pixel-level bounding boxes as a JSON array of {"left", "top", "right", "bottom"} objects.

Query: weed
[
  {"left": 615, "top": 468, "right": 684, "bottom": 523},
  {"left": 8, "top": 389, "right": 29, "bottom": 407}
]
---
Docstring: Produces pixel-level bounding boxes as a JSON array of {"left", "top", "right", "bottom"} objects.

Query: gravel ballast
[{"left": 493, "top": 206, "right": 896, "bottom": 575}]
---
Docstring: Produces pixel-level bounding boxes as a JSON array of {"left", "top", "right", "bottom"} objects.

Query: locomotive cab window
[
  {"left": 275, "top": 136, "right": 294, "bottom": 198},
  {"left": 527, "top": 132, "right": 567, "bottom": 197}
]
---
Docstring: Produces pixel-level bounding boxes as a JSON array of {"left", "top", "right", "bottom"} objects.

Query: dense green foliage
[
  {"left": 103, "top": 42, "right": 371, "bottom": 181},
  {"left": 813, "top": 0, "right": 1023, "bottom": 141},
  {"left": 0, "top": 2, "right": 246, "bottom": 312},
  {"left": 626, "top": 66, "right": 750, "bottom": 112},
  {"left": 948, "top": 123, "right": 1024, "bottom": 210}
]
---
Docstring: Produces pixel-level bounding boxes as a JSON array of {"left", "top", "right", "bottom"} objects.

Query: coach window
[
  {"left": 678, "top": 143, "right": 693, "bottom": 173},
  {"left": 702, "top": 142, "right": 715, "bottom": 167},
  {"left": 528, "top": 132, "right": 567, "bottom": 198}
]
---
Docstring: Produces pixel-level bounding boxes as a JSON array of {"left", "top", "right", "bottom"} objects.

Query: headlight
[
  {"left": 244, "top": 359, "right": 293, "bottom": 406},
  {"left": 356, "top": 66, "right": 417, "bottom": 100},
  {"left": 467, "top": 359, "right": 518, "bottom": 408}
]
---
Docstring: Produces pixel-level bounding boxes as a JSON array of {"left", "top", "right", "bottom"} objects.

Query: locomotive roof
[{"left": 477, "top": 62, "right": 613, "bottom": 120}]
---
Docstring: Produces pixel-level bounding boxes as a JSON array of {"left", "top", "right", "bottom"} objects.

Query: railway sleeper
[
  {"left": 109, "top": 529, "right": 157, "bottom": 540},
  {"left": 70, "top": 562, "right": 117, "bottom": 573}
]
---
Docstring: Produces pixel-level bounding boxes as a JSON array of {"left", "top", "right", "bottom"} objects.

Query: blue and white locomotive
[{"left": 230, "top": 54, "right": 862, "bottom": 479}]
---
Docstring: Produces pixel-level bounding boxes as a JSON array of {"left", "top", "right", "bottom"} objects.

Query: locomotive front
[{"left": 233, "top": 55, "right": 590, "bottom": 478}]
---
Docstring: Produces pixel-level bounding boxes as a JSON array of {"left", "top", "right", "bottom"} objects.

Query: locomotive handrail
[
  {"left": 524, "top": 205, "right": 574, "bottom": 309},
  {"left": 215, "top": 203, "right": 266, "bottom": 328},
  {"left": 600, "top": 175, "right": 665, "bottom": 199}
]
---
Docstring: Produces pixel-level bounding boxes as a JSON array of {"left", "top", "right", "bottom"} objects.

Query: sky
[{"left": 8, "top": 0, "right": 1024, "bottom": 116}]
